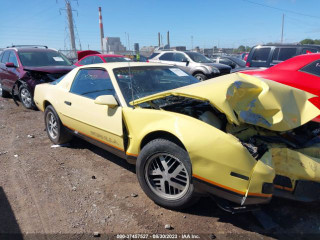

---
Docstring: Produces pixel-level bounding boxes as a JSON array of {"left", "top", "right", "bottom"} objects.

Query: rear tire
[
  {"left": 44, "top": 105, "right": 73, "bottom": 145},
  {"left": 194, "top": 73, "right": 207, "bottom": 81},
  {"left": 136, "top": 139, "right": 199, "bottom": 209},
  {"left": 0, "top": 82, "right": 10, "bottom": 98},
  {"left": 19, "top": 84, "right": 36, "bottom": 109}
]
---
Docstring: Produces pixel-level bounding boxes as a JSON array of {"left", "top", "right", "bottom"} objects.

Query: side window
[
  {"left": 277, "top": 48, "right": 296, "bottom": 61},
  {"left": 8, "top": 52, "right": 18, "bottom": 66},
  {"left": 302, "top": 48, "right": 318, "bottom": 54},
  {"left": 70, "top": 68, "right": 115, "bottom": 99},
  {"left": 252, "top": 48, "right": 271, "bottom": 61},
  {"left": 300, "top": 60, "right": 320, "bottom": 77},
  {"left": 79, "top": 56, "right": 94, "bottom": 65},
  {"left": 272, "top": 48, "right": 280, "bottom": 61},
  {"left": 93, "top": 56, "right": 104, "bottom": 63},
  {"left": 0, "top": 52, "right": 3, "bottom": 62},
  {"left": 159, "top": 53, "right": 174, "bottom": 61},
  {"left": 173, "top": 53, "right": 188, "bottom": 62},
  {"left": 1, "top": 51, "right": 10, "bottom": 63}
]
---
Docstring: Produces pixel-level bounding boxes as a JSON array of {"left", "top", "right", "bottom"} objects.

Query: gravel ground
[{"left": 0, "top": 97, "right": 320, "bottom": 240}]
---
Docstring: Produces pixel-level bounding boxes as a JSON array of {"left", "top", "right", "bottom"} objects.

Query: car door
[
  {"left": 172, "top": 53, "right": 191, "bottom": 73},
  {"left": 5, "top": 51, "right": 20, "bottom": 90},
  {"left": 0, "top": 51, "right": 11, "bottom": 90},
  {"left": 158, "top": 52, "right": 174, "bottom": 65},
  {"left": 59, "top": 68, "right": 125, "bottom": 155}
]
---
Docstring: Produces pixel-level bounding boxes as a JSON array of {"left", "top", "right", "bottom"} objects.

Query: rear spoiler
[{"left": 77, "top": 50, "right": 100, "bottom": 61}]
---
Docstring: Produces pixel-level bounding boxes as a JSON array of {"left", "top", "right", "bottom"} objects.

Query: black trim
[
  {"left": 230, "top": 172, "right": 249, "bottom": 181},
  {"left": 262, "top": 183, "right": 274, "bottom": 194},
  {"left": 193, "top": 176, "right": 271, "bottom": 206},
  {"left": 67, "top": 127, "right": 126, "bottom": 159},
  {"left": 273, "top": 175, "right": 292, "bottom": 188}
]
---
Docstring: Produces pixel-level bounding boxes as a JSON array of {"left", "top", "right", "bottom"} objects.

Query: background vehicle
[
  {"left": 246, "top": 44, "right": 320, "bottom": 68},
  {"left": 74, "top": 50, "right": 131, "bottom": 66},
  {"left": 34, "top": 62, "right": 320, "bottom": 211},
  {"left": 0, "top": 45, "right": 74, "bottom": 109},
  {"left": 242, "top": 53, "right": 320, "bottom": 122},
  {"left": 210, "top": 55, "right": 246, "bottom": 69},
  {"left": 149, "top": 50, "right": 231, "bottom": 81}
]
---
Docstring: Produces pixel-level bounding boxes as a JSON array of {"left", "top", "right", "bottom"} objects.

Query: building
[
  {"left": 134, "top": 43, "right": 139, "bottom": 52},
  {"left": 171, "top": 46, "right": 186, "bottom": 51},
  {"left": 103, "top": 37, "right": 126, "bottom": 53}
]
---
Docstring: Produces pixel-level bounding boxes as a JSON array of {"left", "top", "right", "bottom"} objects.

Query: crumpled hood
[
  {"left": 131, "top": 73, "right": 320, "bottom": 131},
  {"left": 23, "top": 65, "right": 75, "bottom": 74}
]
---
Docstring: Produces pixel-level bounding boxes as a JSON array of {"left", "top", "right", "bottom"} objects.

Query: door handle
[{"left": 64, "top": 101, "right": 72, "bottom": 106}]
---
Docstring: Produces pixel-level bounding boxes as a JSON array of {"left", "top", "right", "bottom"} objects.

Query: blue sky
[{"left": 0, "top": 0, "right": 319, "bottom": 50}]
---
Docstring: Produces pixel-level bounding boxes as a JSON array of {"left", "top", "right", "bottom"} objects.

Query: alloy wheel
[
  {"left": 145, "top": 153, "right": 190, "bottom": 200},
  {"left": 20, "top": 88, "right": 32, "bottom": 108},
  {"left": 46, "top": 112, "right": 58, "bottom": 139}
]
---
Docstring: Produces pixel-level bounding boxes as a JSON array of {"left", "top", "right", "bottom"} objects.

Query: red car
[
  {"left": 74, "top": 50, "right": 131, "bottom": 67},
  {"left": 241, "top": 53, "right": 320, "bottom": 122}
]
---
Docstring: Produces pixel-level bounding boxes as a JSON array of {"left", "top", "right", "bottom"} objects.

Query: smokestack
[
  {"left": 99, "top": 7, "right": 105, "bottom": 53},
  {"left": 158, "top": 32, "right": 160, "bottom": 47},
  {"left": 167, "top": 31, "right": 170, "bottom": 47}
]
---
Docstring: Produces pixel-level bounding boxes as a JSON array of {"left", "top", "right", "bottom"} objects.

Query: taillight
[
  {"left": 246, "top": 61, "right": 251, "bottom": 67},
  {"left": 146, "top": 59, "right": 149, "bottom": 62}
]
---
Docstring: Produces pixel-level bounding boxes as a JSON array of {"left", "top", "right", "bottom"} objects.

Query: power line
[{"left": 241, "top": 0, "right": 320, "bottom": 20}]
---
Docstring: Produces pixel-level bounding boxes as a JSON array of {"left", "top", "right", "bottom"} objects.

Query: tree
[
  {"left": 238, "top": 45, "right": 246, "bottom": 52},
  {"left": 300, "top": 39, "right": 315, "bottom": 44}
]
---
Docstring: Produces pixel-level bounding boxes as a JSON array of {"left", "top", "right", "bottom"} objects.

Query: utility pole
[
  {"left": 191, "top": 36, "right": 193, "bottom": 51},
  {"left": 66, "top": 1, "right": 76, "bottom": 55},
  {"left": 281, "top": 14, "right": 285, "bottom": 43},
  {"left": 98, "top": 7, "right": 105, "bottom": 53},
  {"left": 158, "top": 32, "right": 160, "bottom": 47},
  {"left": 167, "top": 31, "right": 170, "bottom": 47}
]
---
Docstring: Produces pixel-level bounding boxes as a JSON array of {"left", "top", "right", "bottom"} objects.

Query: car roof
[
  {"left": 5, "top": 47, "right": 58, "bottom": 52},
  {"left": 253, "top": 44, "right": 320, "bottom": 48},
  {"left": 78, "top": 62, "right": 170, "bottom": 71},
  {"left": 86, "top": 54, "right": 125, "bottom": 58},
  {"left": 269, "top": 53, "right": 320, "bottom": 71}
]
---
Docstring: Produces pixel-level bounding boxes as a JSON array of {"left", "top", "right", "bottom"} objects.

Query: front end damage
[{"left": 131, "top": 73, "right": 320, "bottom": 207}]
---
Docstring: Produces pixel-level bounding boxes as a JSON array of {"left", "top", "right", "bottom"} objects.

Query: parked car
[
  {"left": 74, "top": 50, "right": 131, "bottom": 67},
  {"left": 242, "top": 53, "right": 320, "bottom": 122},
  {"left": 246, "top": 44, "right": 320, "bottom": 68},
  {"left": 149, "top": 50, "right": 231, "bottom": 81},
  {"left": 34, "top": 62, "right": 320, "bottom": 211},
  {"left": 211, "top": 55, "right": 246, "bottom": 69},
  {"left": 0, "top": 45, "right": 74, "bottom": 109}
]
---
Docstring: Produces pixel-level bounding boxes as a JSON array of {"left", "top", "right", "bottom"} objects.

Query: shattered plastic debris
[{"left": 51, "top": 143, "right": 70, "bottom": 148}]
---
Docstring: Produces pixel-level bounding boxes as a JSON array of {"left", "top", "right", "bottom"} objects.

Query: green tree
[
  {"left": 300, "top": 39, "right": 315, "bottom": 44},
  {"left": 238, "top": 45, "right": 246, "bottom": 52}
]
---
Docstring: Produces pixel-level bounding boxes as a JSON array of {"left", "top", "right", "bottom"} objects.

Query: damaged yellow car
[{"left": 34, "top": 62, "right": 320, "bottom": 211}]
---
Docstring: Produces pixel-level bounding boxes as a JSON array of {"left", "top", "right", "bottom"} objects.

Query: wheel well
[
  {"left": 44, "top": 100, "right": 51, "bottom": 109},
  {"left": 140, "top": 131, "right": 186, "bottom": 151},
  {"left": 192, "top": 71, "right": 205, "bottom": 76}
]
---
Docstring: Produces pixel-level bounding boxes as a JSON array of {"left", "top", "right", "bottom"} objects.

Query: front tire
[
  {"left": 19, "top": 84, "right": 36, "bottom": 109},
  {"left": 136, "top": 139, "right": 198, "bottom": 209},
  {"left": 194, "top": 73, "right": 207, "bottom": 81},
  {"left": 44, "top": 105, "right": 73, "bottom": 145},
  {"left": 0, "top": 82, "right": 10, "bottom": 98}
]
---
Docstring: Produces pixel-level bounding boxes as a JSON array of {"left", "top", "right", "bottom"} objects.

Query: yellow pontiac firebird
[{"left": 34, "top": 62, "right": 320, "bottom": 211}]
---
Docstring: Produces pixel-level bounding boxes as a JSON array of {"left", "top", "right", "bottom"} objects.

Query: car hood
[
  {"left": 23, "top": 66, "right": 75, "bottom": 74},
  {"left": 202, "top": 62, "right": 231, "bottom": 70},
  {"left": 130, "top": 73, "right": 320, "bottom": 131}
]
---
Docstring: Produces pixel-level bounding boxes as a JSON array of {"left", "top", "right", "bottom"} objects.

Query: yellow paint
[{"left": 34, "top": 63, "right": 320, "bottom": 205}]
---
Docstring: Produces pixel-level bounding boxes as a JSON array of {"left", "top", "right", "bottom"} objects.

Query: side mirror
[
  {"left": 6, "top": 62, "right": 15, "bottom": 68},
  {"left": 94, "top": 95, "right": 118, "bottom": 108},
  {"left": 182, "top": 59, "right": 189, "bottom": 66}
]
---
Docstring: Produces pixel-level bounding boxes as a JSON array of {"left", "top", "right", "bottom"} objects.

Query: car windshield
[
  {"left": 18, "top": 50, "right": 72, "bottom": 67},
  {"left": 113, "top": 66, "right": 199, "bottom": 106},
  {"left": 104, "top": 57, "right": 131, "bottom": 62},
  {"left": 186, "top": 52, "right": 213, "bottom": 63}
]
